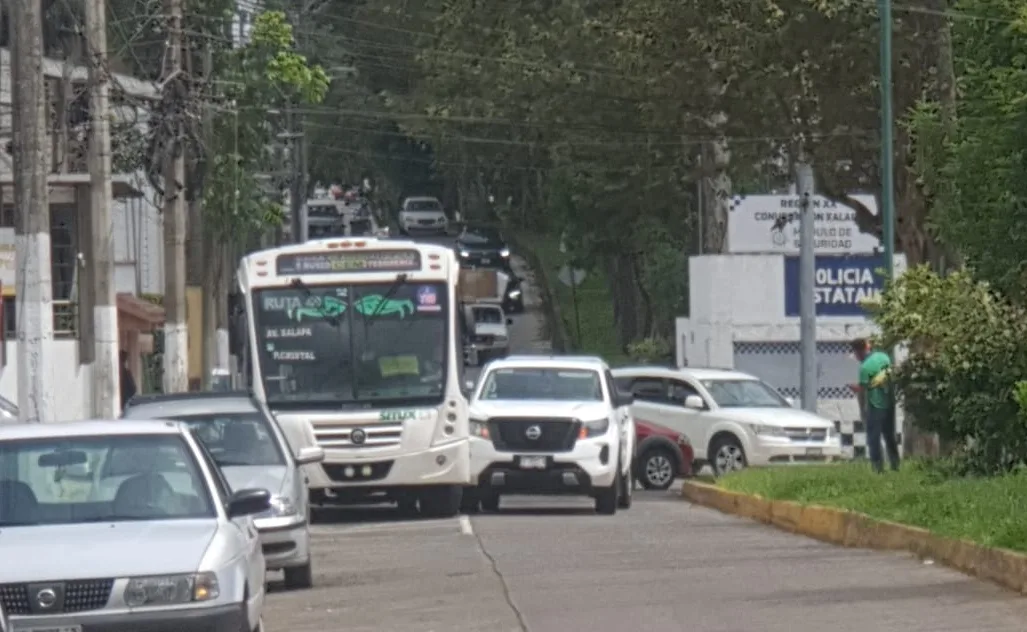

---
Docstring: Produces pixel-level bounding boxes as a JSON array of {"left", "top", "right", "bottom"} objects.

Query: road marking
[{"left": 458, "top": 515, "right": 474, "bottom": 535}]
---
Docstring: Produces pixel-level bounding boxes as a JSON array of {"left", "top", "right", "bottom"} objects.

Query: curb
[
  {"left": 681, "top": 481, "right": 1027, "bottom": 595},
  {"left": 504, "top": 231, "right": 569, "bottom": 352}
]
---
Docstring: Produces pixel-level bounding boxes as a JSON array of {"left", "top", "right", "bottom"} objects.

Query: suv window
[
  {"left": 627, "top": 378, "right": 668, "bottom": 404},
  {"left": 669, "top": 380, "right": 703, "bottom": 406}
]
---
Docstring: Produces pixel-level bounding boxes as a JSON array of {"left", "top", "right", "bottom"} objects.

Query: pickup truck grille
[
  {"left": 313, "top": 422, "right": 404, "bottom": 449},
  {"left": 473, "top": 335, "right": 495, "bottom": 345},
  {"left": 488, "top": 418, "right": 580, "bottom": 452}
]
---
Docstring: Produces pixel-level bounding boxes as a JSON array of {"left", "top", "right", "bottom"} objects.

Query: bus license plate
[
  {"left": 519, "top": 456, "right": 547, "bottom": 470},
  {"left": 806, "top": 448, "right": 823, "bottom": 456}
]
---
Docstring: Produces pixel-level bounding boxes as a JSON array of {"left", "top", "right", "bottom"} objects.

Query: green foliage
[
  {"left": 203, "top": 11, "right": 329, "bottom": 241},
  {"left": 907, "top": 0, "right": 1027, "bottom": 296},
  {"left": 719, "top": 463, "right": 1027, "bottom": 552},
  {"left": 626, "top": 337, "right": 674, "bottom": 365},
  {"left": 873, "top": 266, "right": 1027, "bottom": 474}
]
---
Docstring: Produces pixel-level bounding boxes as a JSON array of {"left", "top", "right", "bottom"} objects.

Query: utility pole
[
  {"left": 10, "top": 0, "right": 55, "bottom": 422},
  {"left": 162, "top": 0, "right": 188, "bottom": 392},
  {"left": 879, "top": 0, "right": 895, "bottom": 280},
  {"left": 796, "top": 162, "right": 817, "bottom": 413},
  {"left": 85, "top": 0, "right": 119, "bottom": 416},
  {"left": 284, "top": 108, "right": 306, "bottom": 244}
]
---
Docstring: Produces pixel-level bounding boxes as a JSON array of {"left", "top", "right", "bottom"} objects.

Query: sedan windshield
[
  {"left": 701, "top": 379, "right": 789, "bottom": 408},
  {"left": 0, "top": 434, "right": 214, "bottom": 527},
  {"left": 407, "top": 200, "right": 441, "bottom": 211},
  {"left": 174, "top": 413, "right": 285, "bottom": 467},
  {"left": 479, "top": 368, "right": 603, "bottom": 401}
]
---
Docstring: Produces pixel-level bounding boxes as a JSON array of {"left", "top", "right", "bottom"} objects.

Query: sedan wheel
[{"left": 639, "top": 449, "right": 676, "bottom": 491}]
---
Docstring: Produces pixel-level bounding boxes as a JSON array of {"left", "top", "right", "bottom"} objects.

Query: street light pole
[{"left": 879, "top": 0, "right": 895, "bottom": 279}]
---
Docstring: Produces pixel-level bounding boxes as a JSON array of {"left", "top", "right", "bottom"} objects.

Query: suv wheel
[
  {"left": 594, "top": 474, "right": 619, "bottom": 515},
  {"left": 710, "top": 435, "right": 747, "bottom": 476},
  {"left": 637, "top": 447, "right": 677, "bottom": 491}
]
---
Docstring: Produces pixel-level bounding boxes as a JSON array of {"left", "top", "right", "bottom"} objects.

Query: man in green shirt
[{"left": 851, "top": 338, "right": 900, "bottom": 472}]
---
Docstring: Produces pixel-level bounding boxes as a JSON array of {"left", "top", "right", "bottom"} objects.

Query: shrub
[
  {"left": 626, "top": 336, "right": 674, "bottom": 364},
  {"left": 873, "top": 265, "right": 1027, "bottom": 474}
]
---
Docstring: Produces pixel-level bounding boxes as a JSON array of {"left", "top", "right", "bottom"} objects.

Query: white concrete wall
[{"left": 0, "top": 340, "right": 92, "bottom": 420}]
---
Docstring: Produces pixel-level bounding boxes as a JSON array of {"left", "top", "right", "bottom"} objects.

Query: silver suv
[{"left": 123, "top": 392, "right": 324, "bottom": 590}]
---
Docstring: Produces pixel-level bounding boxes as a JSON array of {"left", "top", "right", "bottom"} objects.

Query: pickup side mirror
[
  {"left": 295, "top": 446, "right": 325, "bottom": 465},
  {"left": 227, "top": 488, "right": 271, "bottom": 518},
  {"left": 684, "top": 394, "right": 705, "bottom": 410},
  {"left": 785, "top": 397, "right": 798, "bottom": 408}
]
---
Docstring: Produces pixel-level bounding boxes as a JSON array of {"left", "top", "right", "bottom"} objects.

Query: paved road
[{"left": 263, "top": 239, "right": 1027, "bottom": 631}]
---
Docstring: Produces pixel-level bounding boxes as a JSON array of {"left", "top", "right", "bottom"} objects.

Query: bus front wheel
[{"left": 419, "top": 485, "right": 462, "bottom": 518}]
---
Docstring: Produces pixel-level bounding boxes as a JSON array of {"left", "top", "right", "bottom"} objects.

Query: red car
[{"left": 633, "top": 419, "right": 694, "bottom": 490}]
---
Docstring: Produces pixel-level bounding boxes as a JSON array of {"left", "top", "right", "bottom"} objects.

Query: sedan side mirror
[
  {"left": 295, "top": 446, "right": 325, "bottom": 465},
  {"left": 227, "top": 488, "right": 271, "bottom": 518},
  {"left": 684, "top": 394, "right": 706, "bottom": 410},
  {"left": 785, "top": 397, "right": 798, "bottom": 408}
]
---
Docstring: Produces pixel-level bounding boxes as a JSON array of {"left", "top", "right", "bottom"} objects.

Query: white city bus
[{"left": 237, "top": 238, "right": 469, "bottom": 517}]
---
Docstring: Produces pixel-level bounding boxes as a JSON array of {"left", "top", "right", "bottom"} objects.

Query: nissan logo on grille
[
  {"left": 35, "top": 588, "right": 57, "bottom": 609},
  {"left": 350, "top": 429, "right": 367, "bottom": 445},
  {"left": 524, "top": 425, "right": 542, "bottom": 440}
]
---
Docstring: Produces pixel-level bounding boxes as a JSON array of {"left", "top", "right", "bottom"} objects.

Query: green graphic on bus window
[
  {"left": 354, "top": 295, "right": 415, "bottom": 319},
  {"left": 288, "top": 295, "right": 347, "bottom": 322}
]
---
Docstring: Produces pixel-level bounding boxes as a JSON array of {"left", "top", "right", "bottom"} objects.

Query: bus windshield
[{"left": 252, "top": 281, "right": 448, "bottom": 405}]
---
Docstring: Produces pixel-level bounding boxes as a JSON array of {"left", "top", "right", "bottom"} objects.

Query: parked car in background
[
  {"left": 398, "top": 196, "right": 448, "bottom": 235},
  {"left": 456, "top": 224, "right": 511, "bottom": 268},
  {"left": 613, "top": 366, "right": 841, "bottom": 476},
  {"left": 123, "top": 392, "right": 325, "bottom": 590},
  {"left": 633, "top": 419, "right": 694, "bottom": 491},
  {"left": 0, "top": 419, "right": 270, "bottom": 631}
]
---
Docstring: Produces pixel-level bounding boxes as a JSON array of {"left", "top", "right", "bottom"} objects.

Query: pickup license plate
[
  {"left": 519, "top": 456, "right": 547, "bottom": 470},
  {"left": 805, "top": 447, "right": 823, "bottom": 456},
  {"left": 18, "top": 626, "right": 82, "bottom": 632},
  {"left": 481, "top": 259, "right": 492, "bottom": 265}
]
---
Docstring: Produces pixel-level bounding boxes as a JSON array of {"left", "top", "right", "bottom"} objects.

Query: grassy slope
[
  {"left": 719, "top": 463, "right": 1027, "bottom": 552},
  {"left": 529, "top": 235, "right": 628, "bottom": 364}
]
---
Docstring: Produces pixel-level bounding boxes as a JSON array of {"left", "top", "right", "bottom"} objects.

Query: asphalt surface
[{"left": 262, "top": 236, "right": 1027, "bottom": 631}]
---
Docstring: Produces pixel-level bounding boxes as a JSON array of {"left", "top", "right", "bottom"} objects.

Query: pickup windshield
[
  {"left": 479, "top": 368, "right": 602, "bottom": 401},
  {"left": 253, "top": 282, "right": 449, "bottom": 405}
]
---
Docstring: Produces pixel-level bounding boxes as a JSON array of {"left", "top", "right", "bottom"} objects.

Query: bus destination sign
[{"left": 276, "top": 250, "right": 422, "bottom": 275}]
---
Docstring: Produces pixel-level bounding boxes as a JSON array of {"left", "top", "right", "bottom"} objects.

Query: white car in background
[
  {"left": 465, "top": 356, "right": 636, "bottom": 515},
  {"left": 122, "top": 392, "right": 325, "bottom": 590},
  {"left": 398, "top": 196, "right": 448, "bottom": 235},
  {"left": 0, "top": 420, "right": 270, "bottom": 631},
  {"left": 612, "top": 366, "right": 842, "bottom": 476},
  {"left": 464, "top": 302, "right": 512, "bottom": 363}
]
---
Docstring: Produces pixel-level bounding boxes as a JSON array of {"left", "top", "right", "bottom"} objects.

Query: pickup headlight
[
  {"left": 579, "top": 418, "right": 609, "bottom": 438},
  {"left": 124, "top": 572, "right": 219, "bottom": 607},
  {"left": 749, "top": 423, "right": 787, "bottom": 438},
  {"left": 499, "top": 248, "right": 510, "bottom": 258},
  {"left": 470, "top": 418, "right": 490, "bottom": 439}
]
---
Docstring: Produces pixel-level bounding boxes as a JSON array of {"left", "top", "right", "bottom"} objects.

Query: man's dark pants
[{"left": 866, "top": 404, "right": 900, "bottom": 472}]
